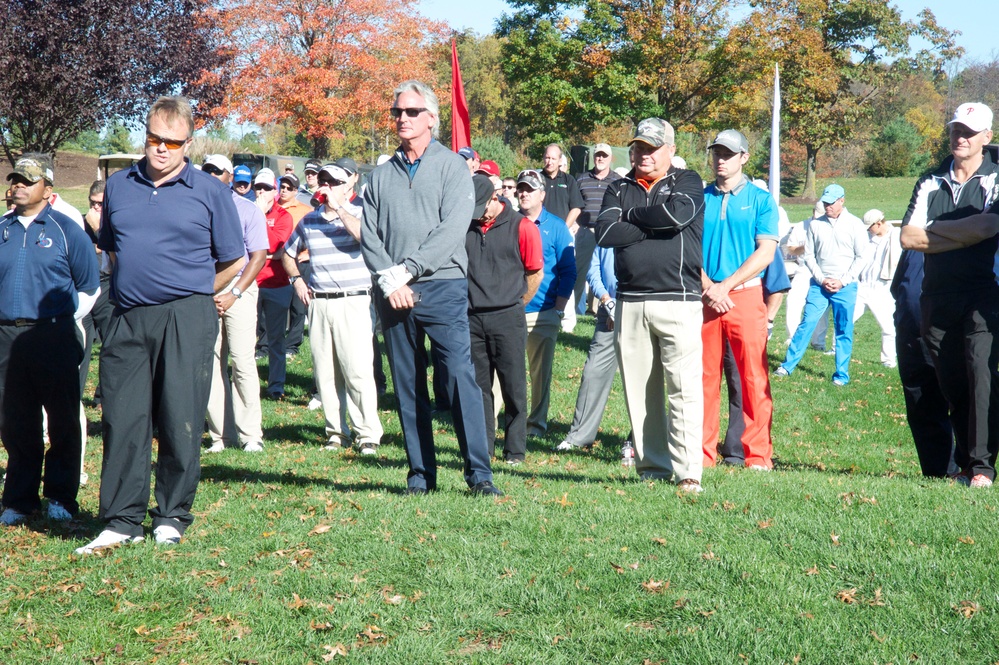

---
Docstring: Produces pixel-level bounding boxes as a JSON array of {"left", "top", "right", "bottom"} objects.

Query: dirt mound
[{"left": 52, "top": 152, "right": 100, "bottom": 188}]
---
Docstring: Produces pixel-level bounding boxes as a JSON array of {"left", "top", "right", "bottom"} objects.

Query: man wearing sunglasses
[
  {"left": 200, "top": 154, "right": 268, "bottom": 454},
  {"left": 0, "top": 155, "right": 99, "bottom": 528},
  {"left": 77, "top": 96, "right": 245, "bottom": 553},
  {"left": 361, "top": 80, "right": 501, "bottom": 496},
  {"left": 282, "top": 163, "right": 383, "bottom": 454},
  {"left": 252, "top": 169, "right": 295, "bottom": 401}
]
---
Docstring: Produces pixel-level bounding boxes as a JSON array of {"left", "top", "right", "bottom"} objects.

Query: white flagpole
[{"left": 769, "top": 64, "right": 781, "bottom": 207}]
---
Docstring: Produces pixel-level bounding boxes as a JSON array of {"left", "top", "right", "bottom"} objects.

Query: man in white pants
[
  {"left": 282, "top": 164, "right": 383, "bottom": 454},
  {"left": 853, "top": 209, "right": 901, "bottom": 368},
  {"left": 202, "top": 155, "right": 269, "bottom": 453}
]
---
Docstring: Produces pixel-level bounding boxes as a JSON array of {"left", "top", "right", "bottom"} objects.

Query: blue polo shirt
[
  {"left": 525, "top": 207, "right": 576, "bottom": 314},
  {"left": 702, "top": 179, "right": 779, "bottom": 282},
  {"left": 0, "top": 205, "right": 99, "bottom": 320},
  {"left": 98, "top": 158, "right": 245, "bottom": 309}
]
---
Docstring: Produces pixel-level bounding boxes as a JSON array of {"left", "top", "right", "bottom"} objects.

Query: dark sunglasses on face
[
  {"left": 89, "top": 199, "right": 102, "bottom": 208},
  {"left": 202, "top": 164, "right": 224, "bottom": 176},
  {"left": 252, "top": 184, "right": 274, "bottom": 192},
  {"left": 146, "top": 132, "right": 188, "bottom": 150},
  {"left": 318, "top": 179, "right": 343, "bottom": 187},
  {"left": 279, "top": 184, "right": 295, "bottom": 191},
  {"left": 390, "top": 107, "right": 428, "bottom": 119}
]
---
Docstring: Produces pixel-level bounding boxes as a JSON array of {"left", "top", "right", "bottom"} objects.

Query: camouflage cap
[
  {"left": 629, "top": 118, "right": 675, "bottom": 148},
  {"left": 7, "top": 156, "right": 55, "bottom": 185},
  {"left": 516, "top": 169, "right": 544, "bottom": 191}
]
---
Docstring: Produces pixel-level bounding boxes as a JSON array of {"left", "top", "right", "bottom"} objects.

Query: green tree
[
  {"left": 102, "top": 122, "right": 136, "bottom": 154},
  {"left": 749, "top": 0, "right": 961, "bottom": 198},
  {"left": 862, "top": 117, "right": 929, "bottom": 177}
]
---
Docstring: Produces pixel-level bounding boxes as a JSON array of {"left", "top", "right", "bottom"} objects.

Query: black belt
[
  {"left": 313, "top": 289, "right": 370, "bottom": 299},
  {"left": 0, "top": 316, "right": 65, "bottom": 327}
]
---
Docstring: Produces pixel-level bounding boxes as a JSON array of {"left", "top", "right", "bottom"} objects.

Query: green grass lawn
[
  {"left": 2, "top": 308, "right": 998, "bottom": 663},
  {"left": 781, "top": 177, "right": 916, "bottom": 224}
]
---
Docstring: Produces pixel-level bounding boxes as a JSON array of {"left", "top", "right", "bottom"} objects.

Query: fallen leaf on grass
[
  {"left": 836, "top": 588, "right": 858, "bottom": 604},
  {"left": 868, "top": 587, "right": 885, "bottom": 606},
  {"left": 321, "top": 643, "right": 350, "bottom": 661},
  {"left": 805, "top": 566, "right": 820, "bottom": 576},
  {"left": 310, "top": 620, "right": 334, "bottom": 632},
  {"left": 757, "top": 519, "right": 772, "bottom": 529},
  {"left": 286, "top": 593, "right": 308, "bottom": 610},
  {"left": 495, "top": 609, "right": 512, "bottom": 617},
  {"left": 651, "top": 537, "right": 667, "bottom": 546},
  {"left": 642, "top": 579, "right": 669, "bottom": 593},
  {"left": 610, "top": 562, "right": 625, "bottom": 574},
  {"left": 356, "top": 625, "right": 385, "bottom": 645},
  {"left": 958, "top": 536, "right": 974, "bottom": 545},
  {"left": 871, "top": 631, "right": 886, "bottom": 643},
  {"left": 309, "top": 524, "right": 333, "bottom": 536},
  {"left": 953, "top": 600, "right": 980, "bottom": 618},
  {"left": 552, "top": 635, "right": 566, "bottom": 645},
  {"left": 830, "top": 533, "right": 841, "bottom": 546}
]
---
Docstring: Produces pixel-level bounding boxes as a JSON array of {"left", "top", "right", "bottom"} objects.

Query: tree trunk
[
  {"left": 311, "top": 135, "right": 330, "bottom": 161},
  {"left": 802, "top": 144, "right": 819, "bottom": 199}
]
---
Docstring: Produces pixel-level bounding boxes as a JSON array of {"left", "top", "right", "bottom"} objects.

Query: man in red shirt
[
  {"left": 253, "top": 168, "right": 294, "bottom": 400},
  {"left": 465, "top": 175, "right": 543, "bottom": 464}
]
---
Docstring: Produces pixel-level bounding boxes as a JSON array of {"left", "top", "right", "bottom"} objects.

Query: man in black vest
[{"left": 465, "top": 175, "right": 543, "bottom": 464}]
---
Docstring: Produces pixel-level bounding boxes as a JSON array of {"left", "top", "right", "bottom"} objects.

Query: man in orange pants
[{"left": 700, "top": 130, "right": 779, "bottom": 470}]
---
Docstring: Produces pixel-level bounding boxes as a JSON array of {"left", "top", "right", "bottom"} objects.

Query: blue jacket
[{"left": 525, "top": 207, "right": 576, "bottom": 313}]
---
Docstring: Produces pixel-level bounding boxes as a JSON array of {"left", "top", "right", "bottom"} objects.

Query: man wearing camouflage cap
[
  {"left": 594, "top": 118, "right": 706, "bottom": 492},
  {"left": 0, "top": 154, "right": 99, "bottom": 526}
]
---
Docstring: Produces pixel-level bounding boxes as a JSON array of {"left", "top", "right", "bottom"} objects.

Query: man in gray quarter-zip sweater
[{"left": 361, "top": 80, "right": 502, "bottom": 497}]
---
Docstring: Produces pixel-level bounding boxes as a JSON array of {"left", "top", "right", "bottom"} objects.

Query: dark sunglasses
[
  {"left": 252, "top": 184, "right": 274, "bottom": 191},
  {"left": 146, "top": 132, "right": 188, "bottom": 150},
  {"left": 202, "top": 164, "right": 224, "bottom": 176},
  {"left": 89, "top": 199, "right": 103, "bottom": 208},
  {"left": 318, "top": 179, "right": 343, "bottom": 187},
  {"left": 279, "top": 184, "right": 296, "bottom": 191},
  {"left": 390, "top": 107, "right": 428, "bottom": 119}
]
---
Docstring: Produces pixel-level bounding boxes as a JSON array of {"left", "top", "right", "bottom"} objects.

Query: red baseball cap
[{"left": 475, "top": 160, "right": 500, "bottom": 178}]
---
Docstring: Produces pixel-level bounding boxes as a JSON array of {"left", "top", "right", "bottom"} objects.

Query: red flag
[{"left": 451, "top": 39, "right": 471, "bottom": 152}]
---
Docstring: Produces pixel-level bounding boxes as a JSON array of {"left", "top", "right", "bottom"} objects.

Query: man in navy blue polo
[
  {"left": 77, "top": 96, "right": 245, "bottom": 553},
  {"left": 0, "top": 155, "right": 99, "bottom": 527}
]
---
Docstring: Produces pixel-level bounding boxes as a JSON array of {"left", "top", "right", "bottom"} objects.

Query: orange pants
[{"left": 701, "top": 286, "right": 773, "bottom": 468}]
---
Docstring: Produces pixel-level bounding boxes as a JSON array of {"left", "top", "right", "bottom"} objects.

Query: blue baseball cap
[
  {"left": 820, "top": 184, "right": 845, "bottom": 204},
  {"left": 233, "top": 164, "right": 252, "bottom": 183}
]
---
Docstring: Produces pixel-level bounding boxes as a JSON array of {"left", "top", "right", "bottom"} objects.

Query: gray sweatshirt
[{"left": 361, "top": 141, "right": 475, "bottom": 282}]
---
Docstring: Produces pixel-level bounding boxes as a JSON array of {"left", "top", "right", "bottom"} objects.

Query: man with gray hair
[
  {"left": 594, "top": 118, "right": 706, "bottom": 491},
  {"left": 361, "top": 80, "right": 501, "bottom": 496}
]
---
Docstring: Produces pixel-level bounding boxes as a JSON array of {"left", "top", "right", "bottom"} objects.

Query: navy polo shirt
[
  {"left": 0, "top": 205, "right": 99, "bottom": 320},
  {"left": 98, "top": 158, "right": 245, "bottom": 309}
]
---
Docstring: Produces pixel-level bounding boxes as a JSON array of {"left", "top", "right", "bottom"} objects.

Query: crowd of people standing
[{"left": 1, "top": 84, "right": 996, "bottom": 552}]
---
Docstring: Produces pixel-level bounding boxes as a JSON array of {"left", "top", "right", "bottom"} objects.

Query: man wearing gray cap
[
  {"left": 899, "top": 102, "right": 999, "bottom": 487},
  {"left": 594, "top": 118, "right": 706, "bottom": 491},
  {"left": 777, "top": 183, "right": 867, "bottom": 386},
  {"left": 700, "top": 129, "right": 780, "bottom": 471}
]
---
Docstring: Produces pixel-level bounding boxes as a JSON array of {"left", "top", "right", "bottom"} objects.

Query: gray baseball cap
[
  {"left": 629, "top": 118, "right": 675, "bottom": 148},
  {"left": 709, "top": 129, "right": 749, "bottom": 154},
  {"left": 516, "top": 169, "right": 544, "bottom": 191}
]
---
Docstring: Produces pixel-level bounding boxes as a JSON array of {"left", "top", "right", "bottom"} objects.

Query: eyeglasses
[
  {"left": 390, "top": 107, "right": 428, "bottom": 119},
  {"left": 252, "top": 184, "right": 274, "bottom": 192},
  {"left": 501, "top": 185, "right": 516, "bottom": 190},
  {"left": 89, "top": 199, "right": 103, "bottom": 208},
  {"left": 145, "top": 132, "right": 189, "bottom": 150}
]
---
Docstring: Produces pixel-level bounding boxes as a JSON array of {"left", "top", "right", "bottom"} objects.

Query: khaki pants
[
  {"left": 207, "top": 282, "right": 263, "bottom": 446},
  {"left": 616, "top": 299, "right": 703, "bottom": 482},
  {"left": 525, "top": 308, "right": 561, "bottom": 437},
  {"left": 309, "top": 295, "right": 383, "bottom": 447}
]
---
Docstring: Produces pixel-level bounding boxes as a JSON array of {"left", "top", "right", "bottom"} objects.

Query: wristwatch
[
  {"left": 231, "top": 286, "right": 243, "bottom": 299},
  {"left": 289, "top": 275, "right": 301, "bottom": 285},
  {"left": 555, "top": 309, "right": 565, "bottom": 319}
]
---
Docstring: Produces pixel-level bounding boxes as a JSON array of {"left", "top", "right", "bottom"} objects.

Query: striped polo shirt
[{"left": 283, "top": 202, "right": 372, "bottom": 293}]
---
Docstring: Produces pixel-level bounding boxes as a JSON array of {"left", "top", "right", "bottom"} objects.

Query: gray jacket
[{"left": 361, "top": 141, "right": 475, "bottom": 282}]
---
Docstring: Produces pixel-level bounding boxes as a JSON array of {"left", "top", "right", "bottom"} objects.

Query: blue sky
[{"left": 419, "top": 0, "right": 996, "bottom": 65}]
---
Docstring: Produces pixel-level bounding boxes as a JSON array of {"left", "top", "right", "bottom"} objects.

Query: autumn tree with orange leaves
[{"left": 213, "top": 0, "right": 448, "bottom": 158}]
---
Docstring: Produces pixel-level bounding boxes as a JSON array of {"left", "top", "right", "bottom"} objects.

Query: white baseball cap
[
  {"left": 203, "top": 154, "right": 233, "bottom": 174},
  {"left": 948, "top": 103, "right": 993, "bottom": 133},
  {"left": 253, "top": 168, "right": 277, "bottom": 189}
]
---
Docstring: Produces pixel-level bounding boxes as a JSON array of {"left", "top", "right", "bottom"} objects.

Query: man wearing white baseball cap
[
  {"left": 900, "top": 102, "right": 999, "bottom": 488},
  {"left": 852, "top": 209, "right": 900, "bottom": 369}
]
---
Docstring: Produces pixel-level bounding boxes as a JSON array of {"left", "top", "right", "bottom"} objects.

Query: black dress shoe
[
  {"left": 469, "top": 480, "right": 504, "bottom": 496},
  {"left": 404, "top": 487, "right": 429, "bottom": 496}
]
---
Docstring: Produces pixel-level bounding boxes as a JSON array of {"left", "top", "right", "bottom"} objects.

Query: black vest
[{"left": 465, "top": 203, "right": 527, "bottom": 312}]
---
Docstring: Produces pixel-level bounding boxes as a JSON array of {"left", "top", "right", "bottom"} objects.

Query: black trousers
[
  {"left": 897, "top": 316, "right": 955, "bottom": 477},
  {"left": 285, "top": 261, "right": 312, "bottom": 353},
  {"left": 921, "top": 290, "right": 999, "bottom": 480},
  {"left": 0, "top": 317, "right": 84, "bottom": 514},
  {"left": 98, "top": 295, "right": 218, "bottom": 537},
  {"left": 719, "top": 340, "right": 746, "bottom": 465},
  {"left": 81, "top": 274, "right": 114, "bottom": 401},
  {"left": 469, "top": 306, "right": 529, "bottom": 461}
]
